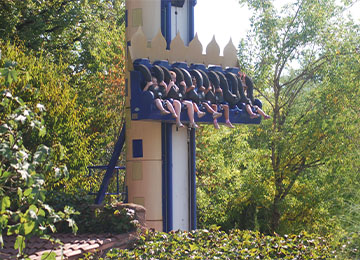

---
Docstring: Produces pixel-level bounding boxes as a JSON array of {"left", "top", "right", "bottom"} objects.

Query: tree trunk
[
  {"left": 270, "top": 195, "right": 281, "bottom": 233},
  {"left": 270, "top": 85, "right": 283, "bottom": 233}
]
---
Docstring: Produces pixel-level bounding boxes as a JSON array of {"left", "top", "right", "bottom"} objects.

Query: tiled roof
[{"left": 0, "top": 231, "right": 138, "bottom": 260}]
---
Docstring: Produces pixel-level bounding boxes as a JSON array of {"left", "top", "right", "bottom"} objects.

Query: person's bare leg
[
  {"left": 254, "top": 105, "right": 271, "bottom": 119},
  {"left": 213, "top": 119, "right": 220, "bottom": 129},
  {"left": 165, "top": 100, "right": 177, "bottom": 119},
  {"left": 211, "top": 104, "right": 220, "bottom": 129},
  {"left": 222, "top": 104, "right": 234, "bottom": 128},
  {"left": 246, "top": 104, "right": 260, "bottom": 119},
  {"left": 183, "top": 101, "right": 194, "bottom": 122},
  {"left": 173, "top": 100, "right": 184, "bottom": 127},
  {"left": 155, "top": 99, "right": 170, "bottom": 115},
  {"left": 203, "top": 103, "right": 215, "bottom": 113},
  {"left": 223, "top": 104, "right": 230, "bottom": 121},
  {"left": 210, "top": 104, "right": 222, "bottom": 119},
  {"left": 183, "top": 100, "right": 198, "bottom": 128},
  {"left": 211, "top": 104, "right": 218, "bottom": 112},
  {"left": 193, "top": 102, "right": 205, "bottom": 118},
  {"left": 193, "top": 102, "right": 199, "bottom": 112}
]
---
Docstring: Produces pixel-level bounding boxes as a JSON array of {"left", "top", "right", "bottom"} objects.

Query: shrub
[
  {"left": 0, "top": 91, "right": 77, "bottom": 257},
  {"left": 97, "top": 227, "right": 353, "bottom": 259},
  {"left": 46, "top": 192, "right": 136, "bottom": 234}
]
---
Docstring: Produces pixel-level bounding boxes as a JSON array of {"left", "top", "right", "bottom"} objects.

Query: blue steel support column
[
  {"left": 162, "top": 122, "right": 173, "bottom": 231},
  {"left": 188, "top": 0, "right": 197, "bottom": 42},
  {"left": 190, "top": 127, "right": 197, "bottom": 230},
  {"left": 161, "top": 0, "right": 165, "bottom": 37},
  {"left": 95, "top": 125, "right": 126, "bottom": 204},
  {"left": 166, "top": 123, "right": 173, "bottom": 231},
  {"left": 161, "top": 0, "right": 172, "bottom": 49},
  {"left": 161, "top": 123, "right": 166, "bottom": 231}
]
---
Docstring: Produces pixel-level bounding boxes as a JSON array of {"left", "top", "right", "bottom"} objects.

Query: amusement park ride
[{"left": 93, "top": 0, "right": 263, "bottom": 232}]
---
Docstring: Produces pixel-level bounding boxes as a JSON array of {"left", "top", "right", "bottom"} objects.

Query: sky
[
  {"left": 194, "top": 0, "right": 249, "bottom": 53},
  {"left": 194, "top": 0, "right": 360, "bottom": 53}
]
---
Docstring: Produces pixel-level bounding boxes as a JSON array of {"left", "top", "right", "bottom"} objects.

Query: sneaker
[
  {"left": 197, "top": 111, "right": 206, "bottom": 118},
  {"left": 250, "top": 113, "right": 260, "bottom": 119},
  {"left": 176, "top": 121, "right": 184, "bottom": 128},
  {"left": 225, "top": 121, "right": 235, "bottom": 128},
  {"left": 264, "top": 115, "right": 271, "bottom": 120},
  {"left": 160, "top": 109, "right": 170, "bottom": 115},
  {"left": 212, "top": 112, "right": 222, "bottom": 119},
  {"left": 189, "top": 122, "right": 199, "bottom": 129}
]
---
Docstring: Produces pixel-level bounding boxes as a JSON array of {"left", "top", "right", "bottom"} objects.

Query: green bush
[
  {"left": 99, "top": 227, "right": 358, "bottom": 259},
  {"left": 46, "top": 192, "right": 136, "bottom": 234},
  {"left": 92, "top": 227, "right": 357, "bottom": 259},
  {"left": 0, "top": 91, "right": 77, "bottom": 257}
]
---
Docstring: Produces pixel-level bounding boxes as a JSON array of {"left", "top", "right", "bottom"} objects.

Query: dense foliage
[
  {"left": 0, "top": 42, "right": 94, "bottom": 190},
  {"left": 0, "top": 91, "right": 78, "bottom": 257},
  {"left": 47, "top": 192, "right": 136, "bottom": 234},
  {"left": 196, "top": 125, "right": 273, "bottom": 232},
  {"left": 196, "top": 0, "right": 360, "bottom": 239},
  {"left": 92, "top": 227, "right": 359, "bottom": 259},
  {"left": 1, "top": 0, "right": 128, "bottom": 255},
  {"left": 236, "top": 0, "right": 360, "bottom": 232},
  {"left": 0, "top": 0, "right": 127, "bottom": 190},
  {"left": 0, "top": 0, "right": 126, "bottom": 69},
  {"left": 2, "top": 0, "right": 126, "bottom": 163}
]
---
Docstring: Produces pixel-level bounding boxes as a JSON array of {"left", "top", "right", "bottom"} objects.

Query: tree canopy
[
  {"left": 197, "top": 0, "right": 360, "bottom": 235},
  {"left": 1, "top": 1, "right": 128, "bottom": 255},
  {"left": 1, "top": 0, "right": 127, "bottom": 190}
]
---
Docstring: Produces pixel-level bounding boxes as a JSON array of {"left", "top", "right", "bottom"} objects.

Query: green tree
[
  {"left": 0, "top": 42, "right": 97, "bottom": 190},
  {"left": 196, "top": 125, "right": 274, "bottom": 232},
  {"left": 236, "top": 0, "right": 360, "bottom": 233},
  {"left": 0, "top": 0, "right": 128, "bottom": 189},
  {"left": 0, "top": 0, "right": 127, "bottom": 167},
  {"left": 0, "top": 0, "right": 126, "bottom": 67}
]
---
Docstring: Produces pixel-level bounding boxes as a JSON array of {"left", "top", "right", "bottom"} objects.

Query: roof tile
[{"left": 0, "top": 231, "right": 138, "bottom": 260}]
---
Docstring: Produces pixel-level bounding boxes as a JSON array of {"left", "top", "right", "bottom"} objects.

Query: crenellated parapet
[{"left": 129, "top": 27, "right": 239, "bottom": 68}]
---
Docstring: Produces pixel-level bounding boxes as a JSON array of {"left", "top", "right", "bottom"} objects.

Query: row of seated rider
[
  {"left": 143, "top": 70, "right": 198, "bottom": 128},
  {"left": 190, "top": 68, "right": 267, "bottom": 128},
  {"left": 207, "top": 68, "right": 270, "bottom": 120},
  {"left": 158, "top": 67, "right": 232, "bottom": 129},
  {"left": 143, "top": 66, "right": 270, "bottom": 128},
  {"left": 192, "top": 75, "right": 234, "bottom": 129},
  {"left": 172, "top": 68, "right": 230, "bottom": 129}
]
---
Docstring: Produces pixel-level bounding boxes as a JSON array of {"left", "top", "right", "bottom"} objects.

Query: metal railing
[{"left": 87, "top": 165, "right": 127, "bottom": 201}]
